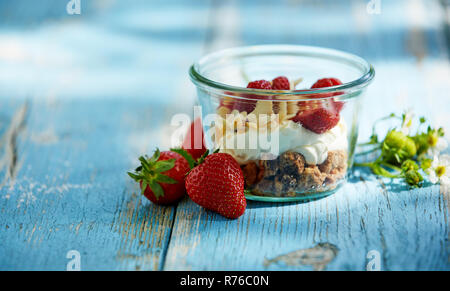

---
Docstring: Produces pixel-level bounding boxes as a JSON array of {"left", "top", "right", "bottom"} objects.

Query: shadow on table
[
  {"left": 247, "top": 165, "right": 440, "bottom": 209},
  {"left": 246, "top": 199, "right": 324, "bottom": 209},
  {"left": 350, "top": 165, "right": 437, "bottom": 192}
]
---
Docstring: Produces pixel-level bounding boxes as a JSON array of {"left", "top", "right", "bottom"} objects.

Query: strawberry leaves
[
  {"left": 154, "top": 159, "right": 177, "bottom": 173},
  {"left": 149, "top": 148, "right": 160, "bottom": 163},
  {"left": 148, "top": 180, "right": 164, "bottom": 199},
  {"left": 127, "top": 148, "right": 178, "bottom": 200},
  {"left": 170, "top": 148, "right": 196, "bottom": 169},
  {"left": 128, "top": 147, "right": 216, "bottom": 201},
  {"left": 171, "top": 148, "right": 219, "bottom": 169}
]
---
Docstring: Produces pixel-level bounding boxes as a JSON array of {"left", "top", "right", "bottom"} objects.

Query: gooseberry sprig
[{"left": 355, "top": 111, "right": 447, "bottom": 188}]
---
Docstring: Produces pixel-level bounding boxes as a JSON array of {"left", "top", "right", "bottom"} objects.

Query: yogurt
[{"left": 218, "top": 119, "right": 348, "bottom": 165}]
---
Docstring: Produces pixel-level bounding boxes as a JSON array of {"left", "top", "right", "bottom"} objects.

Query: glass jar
[{"left": 189, "top": 45, "right": 374, "bottom": 202}]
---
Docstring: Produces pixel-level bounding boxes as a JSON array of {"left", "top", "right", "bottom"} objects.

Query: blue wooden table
[{"left": 0, "top": 0, "right": 449, "bottom": 271}]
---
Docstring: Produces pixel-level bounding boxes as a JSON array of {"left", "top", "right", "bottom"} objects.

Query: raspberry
[
  {"left": 233, "top": 80, "right": 272, "bottom": 113},
  {"left": 292, "top": 107, "right": 340, "bottom": 134},
  {"left": 233, "top": 100, "right": 257, "bottom": 113},
  {"left": 247, "top": 80, "right": 272, "bottom": 90},
  {"left": 272, "top": 76, "right": 290, "bottom": 90},
  {"left": 311, "top": 77, "right": 344, "bottom": 112},
  {"left": 311, "top": 78, "right": 342, "bottom": 89}
]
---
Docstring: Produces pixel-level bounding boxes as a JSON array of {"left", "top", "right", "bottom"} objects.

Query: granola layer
[{"left": 241, "top": 150, "right": 348, "bottom": 197}]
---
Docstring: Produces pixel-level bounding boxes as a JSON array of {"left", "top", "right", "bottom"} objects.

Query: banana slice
[
  {"left": 250, "top": 100, "right": 274, "bottom": 116},
  {"left": 217, "top": 106, "right": 231, "bottom": 118}
]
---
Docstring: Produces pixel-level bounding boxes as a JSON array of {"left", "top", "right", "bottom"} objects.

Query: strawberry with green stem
[
  {"left": 185, "top": 151, "right": 246, "bottom": 219},
  {"left": 128, "top": 149, "right": 191, "bottom": 205}
]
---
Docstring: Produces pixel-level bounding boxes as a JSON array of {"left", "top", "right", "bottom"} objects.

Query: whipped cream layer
[{"left": 218, "top": 120, "right": 348, "bottom": 165}]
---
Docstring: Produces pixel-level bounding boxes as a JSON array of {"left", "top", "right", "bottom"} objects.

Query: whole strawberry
[
  {"left": 182, "top": 118, "right": 207, "bottom": 160},
  {"left": 186, "top": 153, "right": 246, "bottom": 219},
  {"left": 128, "top": 149, "right": 190, "bottom": 205}
]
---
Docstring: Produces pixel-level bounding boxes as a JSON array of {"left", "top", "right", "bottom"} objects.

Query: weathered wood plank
[
  {"left": 0, "top": 0, "right": 210, "bottom": 270},
  {"left": 165, "top": 179, "right": 448, "bottom": 270},
  {"left": 0, "top": 0, "right": 208, "bottom": 106},
  {"left": 163, "top": 0, "right": 450, "bottom": 270},
  {"left": 0, "top": 0, "right": 449, "bottom": 271},
  {"left": 0, "top": 99, "right": 178, "bottom": 270}
]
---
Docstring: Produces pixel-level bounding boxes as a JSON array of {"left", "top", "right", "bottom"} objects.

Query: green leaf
[
  {"left": 354, "top": 162, "right": 373, "bottom": 168},
  {"left": 127, "top": 172, "right": 143, "bottom": 181},
  {"left": 155, "top": 174, "right": 178, "bottom": 184},
  {"left": 197, "top": 149, "right": 210, "bottom": 164},
  {"left": 170, "top": 148, "right": 195, "bottom": 169},
  {"left": 394, "top": 153, "right": 401, "bottom": 164},
  {"left": 381, "top": 162, "right": 402, "bottom": 172},
  {"left": 369, "top": 134, "right": 378, "bottom": 144},
  {"left": 141, "top": 181, "right": 148, "bottom": 195},
  {"left": 371, "top": 164, "right": 399, "bottom": 178},
  {"left": 154, "top": 159, "right": 176, "bottom": 173},
  {"left": 149, "top": 180, "right": 164, "bottom": 199},
  {"left": 138, "top": 156, "right": 152, "bottom": 172},
  {"left": 149, "top": 148, "right": 161, "bottom": 164}
]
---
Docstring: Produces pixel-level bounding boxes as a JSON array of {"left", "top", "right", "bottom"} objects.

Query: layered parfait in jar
[
  {"left": 214, "top": 77, "right": 348, "bottom": 198},
  {"left": 190, "top": 45, "right": 374, "bottom": 201}
]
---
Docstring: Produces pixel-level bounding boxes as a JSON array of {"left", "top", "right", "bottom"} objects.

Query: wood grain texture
[
  {"left": 165, "top": 178, "right": 448, "bottom": 270},
  {"left": 0, "top": 99, "right": 178, "bottom": 270},
  {"left": 0, "top": 0, "right": 449, "bottom": 271},
  {"left": 0, "top": 0, "right": 209, "bottom": 270},
  {"left": 163, "top": 0, "right": 450, "bottom": 271}
]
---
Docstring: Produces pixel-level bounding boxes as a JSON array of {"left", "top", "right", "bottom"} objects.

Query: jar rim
[{"left": 189, "top": 45, "right": 375, "bottom": 102}]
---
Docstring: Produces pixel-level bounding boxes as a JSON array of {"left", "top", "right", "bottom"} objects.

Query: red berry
[
  {"left": 333, "top": 101, "right": 344, "bottom": 113},
  {"left": 311, "top": 78, "right": 342, "bottom": 89},
  {"left": 311, "top": 77, "right": 344, "bottom": 112},
  {"left": 232, "top": 99, "right": 258, "bottom": 113},
  {"left": 186, "top": 153, "right": 246, "bottom": 219},
  {"left": 247, "top": 80, "right": 272, "bottom": 90},
  {"left": 272, "top": 76, "right": 291, "bottom": 90},
  {"left": 182, "top": 118, "right": 207, "bottom": 160},
  {"left": 292, "top": 107, "right": 340, "bottom": 134},
  {"left": 219, "top": 95, "right": 234, "bottom": 110},
  {"left": 233, "top": 80, "right": 272, "bottom": 113},
  {"left": 129, "top": 149, "right": 190, "bottom": 205}
]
